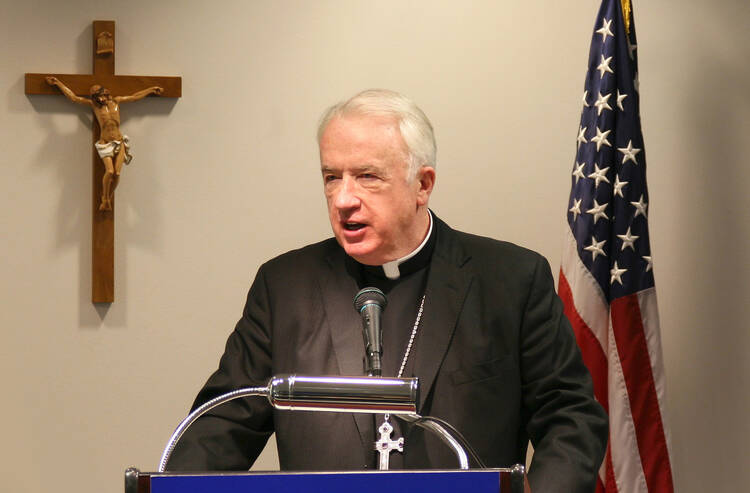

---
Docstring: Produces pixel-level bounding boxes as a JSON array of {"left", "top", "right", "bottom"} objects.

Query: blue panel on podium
[{"left": 151, "top": 470, "right": 503, "bottom": 493}]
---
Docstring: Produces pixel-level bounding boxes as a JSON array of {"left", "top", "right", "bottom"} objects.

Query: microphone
[{"left": 354, "top": 287, "right": 387, "bottom": 376}]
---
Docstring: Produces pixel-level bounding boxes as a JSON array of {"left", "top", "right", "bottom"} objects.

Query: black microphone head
[{"left": 354, "top": 287, "right": 387, "bottom": 312}]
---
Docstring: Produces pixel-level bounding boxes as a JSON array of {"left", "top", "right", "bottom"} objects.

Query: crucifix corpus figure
[{"left": 46, "top": 76, "right": 163, "bottom": 210}]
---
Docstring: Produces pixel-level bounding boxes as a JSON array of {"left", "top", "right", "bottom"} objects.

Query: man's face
[{"left": 319, "top": 114, "right": 434, "bottom": 265}]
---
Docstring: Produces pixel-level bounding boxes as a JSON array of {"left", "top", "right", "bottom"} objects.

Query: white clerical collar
[{"left": 381, "top": 210, "right": 433, "bottom": 280}]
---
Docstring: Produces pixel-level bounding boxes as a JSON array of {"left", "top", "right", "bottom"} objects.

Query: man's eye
[{"left": 323, "top": 175, "right": 338, "bottom": 183}]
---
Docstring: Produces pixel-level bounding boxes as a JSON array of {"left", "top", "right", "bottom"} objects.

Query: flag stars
[
  {"left": 569, "top": 198, "right": 582, "bottom": 221},
  {"left": 572, "top": 162, "right": 586, "bottom": 184},
  {"left": 584, "top": 236, "right": 607, "bottom": 261},
  {"left": 594, "top": 91, "right": 613, "bottom": 115},
  {"left": 577, "top": 126, "right": 588, "bottom": 148},
  {"left": 610, "top": 261, "right": 627, "bottom": 285},
  {"left": 643, "top": 255, "right": 653, "bottom": 272},
  {"left": 586, "top": 199, "right": 609, "bottom": 224},
  {"left": 616, "top": 90, "right": 627, "bottom": 111},
  {"left": 582, "top": 90, "right": 590, "bottom": 108},
  {"left": 618, "top": 140, "right": 641, "bottom": 164},
  {"left": 617, "top": 227, "right": 640, "bottom": 251},
  {"left": 627, "top": 39, "right": 637, "bottom": 60},
  {"left": 631, "top": 194, "right": 648, "bottom": 218},
  {"left": 591, "top": 126, "right": 612, "bottom": 151},
  {"left": 588, "top": 163, "right": 611, "bottom": 188},
  {"left": 597, "top": 54, "right": 614, "bottom": 78},
  {"left": 596, "top": 18, "right": 614, "bottom": 43},
  {"left": 613, "top": 175, "right": 628, "bottom": 198}
]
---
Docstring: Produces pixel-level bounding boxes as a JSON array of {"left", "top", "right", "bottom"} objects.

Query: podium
[{"left": 126, "top": 466, "right": 527, "bottom": 493}]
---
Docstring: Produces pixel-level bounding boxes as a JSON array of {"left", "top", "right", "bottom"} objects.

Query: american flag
[{"left": 558, "top": 1, "right": 675, "bottom": 492}]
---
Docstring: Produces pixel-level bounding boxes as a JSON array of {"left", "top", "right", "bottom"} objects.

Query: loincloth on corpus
[{"left": 95, "top": 135, "right": 132, "bottom": 164}]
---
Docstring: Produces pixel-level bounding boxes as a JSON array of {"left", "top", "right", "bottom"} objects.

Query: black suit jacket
[{"left": 168, "top": 216, "right": 607, "bottom": 493}]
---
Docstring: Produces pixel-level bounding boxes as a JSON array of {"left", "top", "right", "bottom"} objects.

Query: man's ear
[{"left": 415, "top": 166, "right": 436, "bottom": 206}]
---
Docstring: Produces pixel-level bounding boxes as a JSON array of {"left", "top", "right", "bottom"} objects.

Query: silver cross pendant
[{"left": 374, "top": 420, "right": 404, "bottom": 470}]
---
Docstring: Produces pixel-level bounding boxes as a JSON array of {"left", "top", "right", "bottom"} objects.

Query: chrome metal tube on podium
[{"left": 268, "top": 374, "right": 418, "bottom": 414}]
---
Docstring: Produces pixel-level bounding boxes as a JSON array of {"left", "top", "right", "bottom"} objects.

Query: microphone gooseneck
[{"left": 354, "top": 287, "right": 387, "bottom": 377}]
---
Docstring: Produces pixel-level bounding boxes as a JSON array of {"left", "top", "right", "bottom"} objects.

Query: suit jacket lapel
[
  {"left": 319, "top": 248, "right": 373, "bottom": 453},
  {"left": 413, "top": 217, "right": 474, "bottom": 411},
  {"left": 321, "top": 250, "right": 363, "bottom": 376}
]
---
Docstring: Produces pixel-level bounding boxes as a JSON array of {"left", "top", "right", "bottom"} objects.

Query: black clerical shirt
[{"left": 345, "top": 222, "right": 437, "bottom": 468}]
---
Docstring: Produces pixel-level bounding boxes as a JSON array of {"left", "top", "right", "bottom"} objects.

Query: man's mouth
[{"left": 343, "top": 222, "right": 366, "bottom": 231}]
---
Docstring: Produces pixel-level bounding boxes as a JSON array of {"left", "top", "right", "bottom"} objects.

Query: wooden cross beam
[{"left": 25, "top": 20, "right": 181, "bottom": 303}]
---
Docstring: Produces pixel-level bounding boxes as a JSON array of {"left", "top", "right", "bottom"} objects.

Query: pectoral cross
[{"left": 374, "top": 420, "right": 404, "bottom": 470}]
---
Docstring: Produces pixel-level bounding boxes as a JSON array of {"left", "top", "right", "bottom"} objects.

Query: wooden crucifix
[{"left": 25, "top": 20, "right": 181, "bottom": 303}]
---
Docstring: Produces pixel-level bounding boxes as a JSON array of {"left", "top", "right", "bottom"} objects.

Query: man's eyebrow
[
  {"left": 356, "top": 165, "right": 380, "bottom": 174},
  {"left": 321, "top": 164, "right": 380, "bottom": 173}
]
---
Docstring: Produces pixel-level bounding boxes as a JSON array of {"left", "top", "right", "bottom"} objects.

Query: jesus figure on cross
[{"left": 46, "top": 76, "right": 163, "bottom": 210}]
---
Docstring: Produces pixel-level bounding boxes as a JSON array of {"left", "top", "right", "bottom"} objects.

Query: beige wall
[{"left": 2, "top": 1, "right": 748, "bottom": 492}]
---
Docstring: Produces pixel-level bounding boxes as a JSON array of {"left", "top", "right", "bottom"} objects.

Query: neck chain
[
  {"left": 375, "top": 294, "right": 425, "bottom": 470},
  {"left": 395, "top": 294, "right": 425, "bottom": 378}
]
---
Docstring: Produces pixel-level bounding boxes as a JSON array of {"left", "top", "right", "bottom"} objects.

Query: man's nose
[{"left": 334, "top": 177, "right": 361, "bottom": 211}]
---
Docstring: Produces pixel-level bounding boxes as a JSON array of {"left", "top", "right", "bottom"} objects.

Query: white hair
[{"left": 317, "top": 89, "right": 437, "bottom": 180}]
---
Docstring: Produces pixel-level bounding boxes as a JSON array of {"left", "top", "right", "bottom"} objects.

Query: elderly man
[{"left": 167, "top": 90, "right": 607, "bottom": 493}]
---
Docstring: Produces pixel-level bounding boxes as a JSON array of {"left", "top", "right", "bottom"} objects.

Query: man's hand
[
  {"left": 46, "top": 76, "right": 60, "bottom": 86},
  {"left": 153, "top": 86, "right": 164, "bottom": 95}
]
